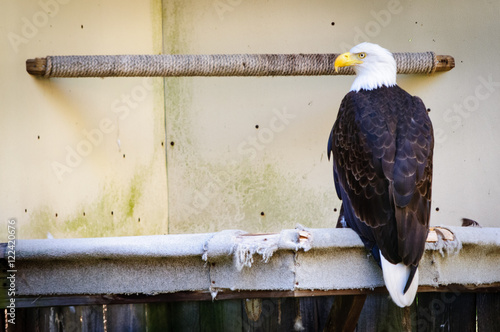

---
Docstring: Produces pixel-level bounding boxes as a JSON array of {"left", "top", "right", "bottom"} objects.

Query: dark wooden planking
[
  {"left": 274, "top": 297, "right": 301, "bottom": 332},
  {"left": 220, "top": 299, "right": 245, "bottom": 331},
  {"left": 418, "top": 284, "right": 500, "bottom": 293},
  {"left": 13, "top": 283, "right": 500, "bottom": 308},
  {"left": 323, "top": 295, "right": 367, "bottom": 332},
  {"left": 1, "top": 307, "right": 4, "bottom": 332},
  {"left": 6, "top": 308, "right": 29, "bottom": 332},
  {"left": 56, "top": 305, "right": 104, "bottom": 331},
  {"left": 417, "top": 292, "right": 449, "bottom": 331},
  {"left": 357, "top": 294, "right": 416, "bottom": 332},
  {"left": 164, "top": 301, "right": 200, "bottom": 332},
  {"left": 297, "top": 297, "right": 318, "bottom": 331},
  {"left": 299, "top": 296, "right": 336, "bottom": 332},
  {"left": 9, "top": 308, "right": 29, "bottom": 332},
  {"left": 477, "top": 293, "right": 500, "bottom": 332},
  {"left": 242, "top": 298, "right": 284, "bottom": 332},
  {"left": 147, "top": 301, "right": 235, "bottom": 332},
  {"left": 106, "top": 303, "right": 146, "bottom": 332},
  {"left": 199, "top": 299, "right": 242, "bottom": 332},
  {"left": 145, "top": 302, "right": 169, "bottom": 332},
  {"left": 60, "top": 305, "right": 86, "bottom": 332},
  {"left": 9, "top": 293, "right": 500, "bottom": 331},
  {"left": 314, "top": 296, "right": 337, "bottom": 331},
  {"left": 1, "top": 245, "right": 10, "bottom": 310},
  {"left": 0, "top": 242, "right": 7, "bottom": 259},
  {"left": 416, "top": 292, "right": 476, "bottom": 332},
  {"left": 448, "top": 293, "right": 476, "bottom": 332},
  {"left": 12, "top": 307, "right": 60, "bottom": 332},
  {"left": 79, "top": 305, "right": 105, "bottom": 332},
  {"left": 37, "top": 307, "right": 55, "bottom": 332},
  {"left": 239, "top": 297, "right": 309, "bottom": 332}
]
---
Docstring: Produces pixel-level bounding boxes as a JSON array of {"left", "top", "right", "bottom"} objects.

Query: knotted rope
[{"left": 39, "top": 52, "right": 439, "bottom": 78}]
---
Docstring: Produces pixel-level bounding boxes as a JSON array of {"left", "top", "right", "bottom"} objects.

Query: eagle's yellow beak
[{"left": 334, "top": 52, "right": 363, "bottom": 72}]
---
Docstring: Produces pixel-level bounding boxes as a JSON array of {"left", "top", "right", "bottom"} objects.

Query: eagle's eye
[{"left": 358, "top": 52, "right": 366, "bottom": 59}]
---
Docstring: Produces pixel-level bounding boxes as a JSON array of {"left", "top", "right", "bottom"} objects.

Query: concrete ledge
[{"left": 8, "top": 226, "right": 500, "bottom": 300}]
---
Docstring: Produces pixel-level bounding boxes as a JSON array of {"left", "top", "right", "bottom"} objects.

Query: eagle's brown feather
[{"left": 328, "top": 85, "right": 433, "bottom": 272}]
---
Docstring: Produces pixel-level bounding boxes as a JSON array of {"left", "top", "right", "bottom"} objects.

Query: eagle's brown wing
[{"left": 328, "top": 85, "right": 433, "bottom": 269}]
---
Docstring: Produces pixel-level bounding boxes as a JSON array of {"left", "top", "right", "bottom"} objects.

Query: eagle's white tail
[{"left": 380, "top": 250, "right": 419, "bottom": 307}]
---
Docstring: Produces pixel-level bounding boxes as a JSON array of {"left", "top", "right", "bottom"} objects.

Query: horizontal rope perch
[{"left": 26, "top": 53, "right": 454, "bottom": 78}]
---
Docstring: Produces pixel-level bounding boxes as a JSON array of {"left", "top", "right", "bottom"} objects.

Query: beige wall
[
  {"left": 2, "top": 0, "right": 499, "bottom": 239},
  {"left": 1, "top": 0, "right": 167, "bottom": 239}
]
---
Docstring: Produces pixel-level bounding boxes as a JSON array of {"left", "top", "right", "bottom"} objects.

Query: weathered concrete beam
[{"left": 6, "top": 226, "right": 500, "bottom": 308}]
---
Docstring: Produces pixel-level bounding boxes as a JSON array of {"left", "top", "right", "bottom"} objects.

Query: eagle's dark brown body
[{"left": 328, "top": 85, "right": 433, "bottom": 288}]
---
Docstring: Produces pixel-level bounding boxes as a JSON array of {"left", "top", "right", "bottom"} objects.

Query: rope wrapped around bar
[{"left": 43, "top": 52, "right": 438, "bottom": 78}]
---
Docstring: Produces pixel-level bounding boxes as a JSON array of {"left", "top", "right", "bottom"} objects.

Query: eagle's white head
[{"left": 335, "top": 42, "right": 397, "bottom": 92}]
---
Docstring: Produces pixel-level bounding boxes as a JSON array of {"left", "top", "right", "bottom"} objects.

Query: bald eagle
[{"left": 328, "top": 43, "right": 433, "bottom": 307}]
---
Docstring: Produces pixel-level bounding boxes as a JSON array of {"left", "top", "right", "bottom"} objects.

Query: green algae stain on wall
[
  {"left": 162, "top": 0, "right": 199, "bottom": 234},
  {"left": 162, "top": 0, "right": 202, "bottom": 55},
  {"left": 159, "top": 0, "right": 339, "bottom": 234},
  {"left": 125, "top": 173, "right": 141, "bottom": 219},
  {"left": 25, "top": 154, "right": 167, "bottom": 239},
  {"left": 168, "top": 157, "right": 337, "bottom": 234},
  {"left": 159, "top": 1, "right": 339, "bottom": 234},
  {"left": 150, "top": 0, "right": 163, "bottom": 55}
]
